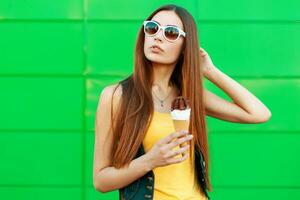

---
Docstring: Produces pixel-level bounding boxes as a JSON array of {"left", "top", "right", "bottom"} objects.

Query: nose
[{"left": 153, "top": 27, "right": 164, "bottom": 42}]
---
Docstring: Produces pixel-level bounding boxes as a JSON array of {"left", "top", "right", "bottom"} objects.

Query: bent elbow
[
  {"left": 266, "top": 111, "right": 272, "bottom": 121},
  {"left": 255, "top": 110, "right": 272, "bottom": 123},
  {"left": 93, "top": 174, "right": 109, "bottom": 193},
  {"left": 242, "top": 110, "right": 272, "bottom": 123},
  {"left": 93, "top": 180, "right": 103, "bottom": 192},
  {"left": 94, "top": 180, "right": 108, "bottom": 193},
  {"left": 261, "top": 110, "right": 272, "bottom": 122}
]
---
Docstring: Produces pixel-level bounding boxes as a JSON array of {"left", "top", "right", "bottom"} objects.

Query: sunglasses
[{"left": 143, "top": 20, "right": 186, "bottom": 42}]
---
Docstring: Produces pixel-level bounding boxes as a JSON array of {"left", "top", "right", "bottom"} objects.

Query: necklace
[{"left": 152, "top": 86, "right": 172, "bottom": 107}]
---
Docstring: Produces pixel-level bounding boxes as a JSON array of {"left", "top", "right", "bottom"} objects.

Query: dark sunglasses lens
[
  {"left": 165, "top": 27, "right": 179, "bottom": 41},
  {"left": 145, "top": 21, "right": 159, "bottom": 35}
]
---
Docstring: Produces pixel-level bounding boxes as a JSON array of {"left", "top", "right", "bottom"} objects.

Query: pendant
[{"left": 160, "top": 101, "right": 163, "bottom": 107}]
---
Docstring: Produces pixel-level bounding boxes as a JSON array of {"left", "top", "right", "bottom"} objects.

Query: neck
[{"left": 151, "top": 62, "right": 176, "bottom": 92}]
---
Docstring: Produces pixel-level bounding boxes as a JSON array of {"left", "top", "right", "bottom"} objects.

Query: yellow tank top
[{"left": 142, "top": 111, "right": 208, "bottom": 200}]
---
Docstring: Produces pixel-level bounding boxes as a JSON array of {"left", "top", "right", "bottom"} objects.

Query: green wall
[{"left": 0, "top": 0, "right": 299, "bottom": 199}]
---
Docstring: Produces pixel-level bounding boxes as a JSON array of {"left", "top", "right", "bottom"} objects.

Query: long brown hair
[{"left": 108, "top": 4, "right": 211, "bottom": 191}]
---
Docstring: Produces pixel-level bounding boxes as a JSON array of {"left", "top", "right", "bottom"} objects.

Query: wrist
[{"left": 140, "top": 154, "right": 154, "bottom": 172}]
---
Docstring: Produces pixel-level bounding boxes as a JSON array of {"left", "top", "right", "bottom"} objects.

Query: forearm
[
  {"left": 206, "top": 67, "right": 271, "bottom": 118},
  {"left": 94, "top": 154, "right": 152, "bottom": 193}
]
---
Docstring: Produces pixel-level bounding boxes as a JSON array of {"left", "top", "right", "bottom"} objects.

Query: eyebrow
[{"left": 152, "top": 20, "right": 180, "bottom": 28}]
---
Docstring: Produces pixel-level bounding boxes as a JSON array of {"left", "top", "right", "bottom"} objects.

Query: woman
[{"left": 93, "top": 4, "right": 272, "bottom": 200}]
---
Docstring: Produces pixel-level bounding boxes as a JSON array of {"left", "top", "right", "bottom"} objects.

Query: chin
[
  {"left": 146, "top": 54, "right": 161, "bottom": 61},
  {"left": 145, "top": 54, "right": 171, "bottom": 64}
]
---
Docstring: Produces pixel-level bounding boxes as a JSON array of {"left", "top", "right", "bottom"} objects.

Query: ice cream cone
[
  {"left": 171, "top": 110, "right": 190, "bottom": 132},
  {"left": 171, "top": 97, "right": 191, "bottom": 157}
]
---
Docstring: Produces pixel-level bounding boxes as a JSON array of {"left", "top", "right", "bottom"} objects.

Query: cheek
[
  {"left": 143, "top": 37, "right": 151, "bottom": 54},
  {"left": 144, "top": 36, "right": 152, "bottom": 49},
  {"left": 164, "top": 43, "right": 183, "bottom": 62}
]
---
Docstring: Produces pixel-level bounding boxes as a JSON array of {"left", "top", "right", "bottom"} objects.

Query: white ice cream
[{"left": 170, "top": 108, "right": 191, "bottom": 120}]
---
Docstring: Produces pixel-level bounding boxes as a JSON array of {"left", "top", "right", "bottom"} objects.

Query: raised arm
[{"left": 199, "top": 47, "right": 272, "bottom": 123}]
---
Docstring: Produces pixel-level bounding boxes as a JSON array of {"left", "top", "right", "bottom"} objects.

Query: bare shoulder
[
  {"left": 100, "top": 83, "right": 122, "bottom": 99},
  {"left": 97, "top": 83, "right": 122, "bottom": 112}
]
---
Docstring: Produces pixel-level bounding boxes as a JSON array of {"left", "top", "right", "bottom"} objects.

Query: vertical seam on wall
[
  {"left": 195, "top": 0, "right": 199, "bottom": 21},
  {"left": 82, "top": 0, "right": 88, "bottom": 199}
]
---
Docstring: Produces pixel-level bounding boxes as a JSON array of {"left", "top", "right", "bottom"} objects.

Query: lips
[{"left": 150, "top": 45, "right": 164, "bottom": 52}]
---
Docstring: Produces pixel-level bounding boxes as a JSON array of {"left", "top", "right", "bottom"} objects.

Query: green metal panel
[
  {"left": 210, "top": 188, "right": 300, "bottom": 200},
  {"left": 199, "top": 22, "right": 300, "bottom": 76},
  {"left": 0, "top": 0, "right": 83, "bottom": 19},
  {"left": 86, "top": 22, "right": 139, "bottom": 76},
  {"left": 85, "top": 131, "right": 94, "bottom": 186},
  {"left": 198, "top": 0, "right": 300, "bottom": 20},
  {"left": 0, "top": 22, "right": 84, "bottom": 74},
  {"left": 0, "top": 132, "right": 82, "bottom": 184},
  {"left": 88, "top": 0, "right": 198, "bottom": 20},
  {"left": 0, "top": 77, "right": 84, "bottom": 129},
  {"left": 0, "top": 0, "right": 299, "bottom": 199},
  {"left": 0, "top": 188, "right": 82, "bottom": 200},
  {"left": 210, "top": 132, "right": 300, "bottom": 186}
]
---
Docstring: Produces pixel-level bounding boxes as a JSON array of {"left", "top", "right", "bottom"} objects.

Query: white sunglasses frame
[{"left": 143, "top": 20, "right": 186, "bottom": 42}]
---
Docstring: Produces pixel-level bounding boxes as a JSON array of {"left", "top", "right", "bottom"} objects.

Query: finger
[
  {"left": 178, "top": 140, "right": 191, "bottom": 157},
  {"left": 165, "top": 145, "right": 190, "bottom": 158},
  {"left": 179, "top": 141, "right": 189, "bottom": 148},
  {"left": 159, "top": 130, "right": 188, "bottom": 145},
  {"left": 164, "top": 134, "right": 193, "bottom": 150},
  {"left": 199, "top": 47, "right": 205, "bottom": 52},
  {"left": 199, "top": 49, "right": 206, "bottom": 56},
  {"left": 168, "top": 151, "right": 189, "bottom": 164},
  {"left": 200, "top": 50, "right": 207, "bottom": 55},
  {"left": 200, "top": 47, "right": 208, "bottom": 54}
]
